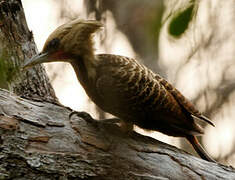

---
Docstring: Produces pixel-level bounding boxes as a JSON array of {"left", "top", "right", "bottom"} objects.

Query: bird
[{"left": 23, "top": 19, "right": 215, "bottom": 162}]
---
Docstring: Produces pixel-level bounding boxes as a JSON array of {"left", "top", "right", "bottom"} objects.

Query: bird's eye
[{"left": 47, "top": 38, "right": 60, "bottom": 51}]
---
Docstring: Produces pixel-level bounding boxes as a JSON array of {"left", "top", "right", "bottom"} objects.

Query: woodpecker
[{"left": 24, "top": 19, "right": 215, "bottom": 162}]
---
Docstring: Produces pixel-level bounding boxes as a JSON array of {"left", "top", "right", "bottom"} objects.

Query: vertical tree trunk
[{"left": 0, "top": 0, "right": 57, "bottom": 102}]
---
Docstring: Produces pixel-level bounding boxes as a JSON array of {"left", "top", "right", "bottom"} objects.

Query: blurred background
[{"left": 20, "top": 0, "right": 235, "bottom": 165}]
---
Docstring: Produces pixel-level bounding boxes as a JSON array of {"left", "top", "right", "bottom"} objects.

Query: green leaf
[{"left": 168, "top": 3, "right": 195, "bottom": 37}]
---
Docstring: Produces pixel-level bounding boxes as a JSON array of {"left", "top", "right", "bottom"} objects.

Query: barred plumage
[
  {"left": 23, "top": 19, "right": 215, "bottom": 162},
  {"left": 94, "top": 54, "right": 204, "bottom": 135}
]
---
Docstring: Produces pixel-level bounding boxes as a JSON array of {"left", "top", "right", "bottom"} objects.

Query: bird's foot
[
  {"left": 69, "top": 111, "right": 121, "bottom": 125},
  {"left": 69, "top": 111, "right": 97, "bottom": 124},
  {"left": 69, "top": 111, "right": 133, "bottom": 134}
]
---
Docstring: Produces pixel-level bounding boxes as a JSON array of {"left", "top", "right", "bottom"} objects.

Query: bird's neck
[{"left": 70, "top": 54, "right": 97, "bottom": 92}]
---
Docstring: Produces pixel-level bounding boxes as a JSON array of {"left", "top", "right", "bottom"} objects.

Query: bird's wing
[
  {"left": 94, "top": 54, "right": 208, "bottom": 135},
  {"left": 95, "top": 71, "right": 137, "bottom": 120},
  {"left": 95, "top": 54, "right": 183, "bottom": 121},
  {"left": 94, "top": 54, "right": 132, "bottom": 117},
  {"left": 154, "top": 74, "right": 214, "bottom": 127}
]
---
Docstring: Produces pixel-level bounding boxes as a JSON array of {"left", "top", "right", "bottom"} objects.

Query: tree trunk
[
  {"left": 0, "top": 0, "right": 235, "bottom": 179},
  {"left": 0, "top": 0, "right": 57, "bottom": 103}
]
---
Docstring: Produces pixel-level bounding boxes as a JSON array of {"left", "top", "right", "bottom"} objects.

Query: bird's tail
[{"left": 186, "top": 135, "right": 215, "bottom": 162}]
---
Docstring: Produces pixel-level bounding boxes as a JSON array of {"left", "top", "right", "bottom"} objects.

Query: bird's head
[{"left": 23, "top": 19, "right": 103, "bottom": 69}]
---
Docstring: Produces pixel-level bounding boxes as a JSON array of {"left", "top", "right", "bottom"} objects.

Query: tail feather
[
  {"left": 186, "top": 135, "right": 215, "bottom": 162},
  {"left": 191, "top": 114, "right": 215, "bottom": 127}
]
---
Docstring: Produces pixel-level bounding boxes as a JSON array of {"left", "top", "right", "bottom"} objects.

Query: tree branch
[{"left": 0, "top": 89, "right": 234, "bottom": 179}]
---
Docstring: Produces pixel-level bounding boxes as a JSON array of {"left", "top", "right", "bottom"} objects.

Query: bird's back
[{"left": 90, "top": 54, "right": 205, "bottom": 137}]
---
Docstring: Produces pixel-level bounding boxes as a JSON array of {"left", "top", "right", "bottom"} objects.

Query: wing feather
[{"left": 154, "top": 74, "right": 214, "bottom": 127}]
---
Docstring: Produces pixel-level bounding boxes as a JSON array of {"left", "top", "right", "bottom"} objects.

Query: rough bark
[
  {"left": 0, "top": 89, "right": 235, "bottom": 179},
  {"left": 0, "top": 0, "right": 57, "bottom": 103}
]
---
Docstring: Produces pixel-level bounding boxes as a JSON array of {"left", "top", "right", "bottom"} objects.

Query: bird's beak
[{"left": 23, "top": 52, "right": 49, "bottom": 70}]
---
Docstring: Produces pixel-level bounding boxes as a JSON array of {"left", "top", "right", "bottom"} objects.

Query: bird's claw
[
  {"left": 69, "top": 111, "right": 97, "bottom": 124},
  {"left": 69, "top": 111, "right": 121, "bottom": 125}
]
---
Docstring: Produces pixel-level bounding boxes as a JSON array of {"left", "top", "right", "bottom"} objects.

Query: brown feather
[
  {"left": 93, "top": 54, "right": 206, "bottom": 136},
  {"left": 155, "top": 74, "right": 214, "bottom": 127}
]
